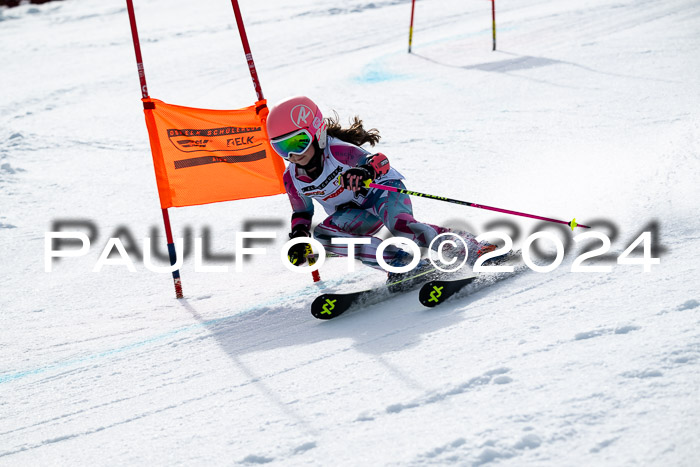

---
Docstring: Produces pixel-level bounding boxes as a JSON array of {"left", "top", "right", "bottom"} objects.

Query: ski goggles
[{"left": 270, "top": 129, "right": 313, "bottom": 160}]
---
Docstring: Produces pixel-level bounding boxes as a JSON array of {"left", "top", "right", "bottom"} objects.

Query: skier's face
[{"left": 288, "top": 141, "right": 315, "bottom": 166}]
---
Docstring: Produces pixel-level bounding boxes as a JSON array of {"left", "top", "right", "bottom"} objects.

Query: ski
[
  {"left": 419, "top": 276, "right": 478, "bottom": 307},
  {"left": 418, "top": 261, "right": 529, "bottom": 308},
  {"left": 311, "top": 290, "right": 376, "bottom": 320},
  {"left": 311, "top": 249, "right": 525, "bottom": 319},
  {"left": 310, "top": 267, "right": 438, "bottom": 320}
]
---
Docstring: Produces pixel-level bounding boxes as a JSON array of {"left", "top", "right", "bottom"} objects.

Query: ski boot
[
  {"left": 385, "top": 250, "right": 438, "bottom": 293},
  {"left": 432, "top": 230, "right": 494, "bottom": 266}
]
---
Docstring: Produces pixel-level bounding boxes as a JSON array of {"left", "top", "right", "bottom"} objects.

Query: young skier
[{"left": 266, "top": 96, "right": 496, "bottom": 281}]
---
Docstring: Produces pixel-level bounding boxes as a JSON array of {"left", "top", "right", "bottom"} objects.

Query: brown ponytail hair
[{"left": 325, "top": 111, "right": 381, "bottom": 147}]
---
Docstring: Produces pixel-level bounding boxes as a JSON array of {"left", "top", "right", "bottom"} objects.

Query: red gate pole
[
  {"left": 229, "top": 0, "right": 264, "bottom": 102},
  {"left": 408, "top": 0, "right": 416, "bottom": 53},
  {"left": 125, "top": 0, "right": 184, "bottom": 298}
]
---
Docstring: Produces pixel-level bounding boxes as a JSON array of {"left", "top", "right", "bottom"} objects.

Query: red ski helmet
[{"left": 267, "top": 96, "right": 327, "bottom": 159}]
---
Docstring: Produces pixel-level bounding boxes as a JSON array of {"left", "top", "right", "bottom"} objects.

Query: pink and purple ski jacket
[{"left": 283, "top": 137, "right": 459, "bottom": 269}]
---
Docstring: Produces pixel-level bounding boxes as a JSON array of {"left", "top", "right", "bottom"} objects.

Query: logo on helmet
[{"left": 291, "top": 104, "right": 315, "bottom": 129}]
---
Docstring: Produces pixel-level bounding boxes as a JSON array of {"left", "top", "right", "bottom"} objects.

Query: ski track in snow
[{"left": 1, "top": 0, "right": 699, "bottom": 465}]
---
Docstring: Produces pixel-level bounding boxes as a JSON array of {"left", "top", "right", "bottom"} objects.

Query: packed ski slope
[{"left": 1, "top": 0, "right": 699, "bottom": 465}]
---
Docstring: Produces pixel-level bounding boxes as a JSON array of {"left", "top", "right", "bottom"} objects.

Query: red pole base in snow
[
  {"left": 162, "top": 209, "right": 185, "bottom": 299},
  {"left": 173, "top": 276, "right": 184, "bottom": 299}
]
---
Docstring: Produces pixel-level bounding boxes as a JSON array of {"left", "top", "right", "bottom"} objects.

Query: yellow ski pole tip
[{"left": 570, "top": 218, "right": 577, "bottom": 231}]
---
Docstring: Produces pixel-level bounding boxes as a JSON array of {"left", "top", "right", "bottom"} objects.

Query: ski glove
[
  {"left": 287, "top": 226, "right": 311, "bottom": 266},
  {"left": 340, "top": 166, "right": 373, "bottom": 193},
  {"left": 340, "top": 153, "right": 391, "bottom": 193}
]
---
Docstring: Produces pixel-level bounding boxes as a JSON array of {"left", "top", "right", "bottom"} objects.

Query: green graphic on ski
[
  {"left": 419, "top": 256, "right": 529, "bottom": 308},
  {"left": 311, "top": 290, "right": 375, "bottom": 319},
  {"left": 419, "top": 276, "right": 477, "bottom": 307}
]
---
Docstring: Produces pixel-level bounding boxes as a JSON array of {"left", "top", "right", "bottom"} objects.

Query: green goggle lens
[{"left": 271, "top": 131, "right": 313, "bottom": 159}]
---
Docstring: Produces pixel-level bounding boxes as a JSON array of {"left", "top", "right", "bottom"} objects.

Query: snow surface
[{"left": 1, "top": 0, "right": 699, "bottom": 465}]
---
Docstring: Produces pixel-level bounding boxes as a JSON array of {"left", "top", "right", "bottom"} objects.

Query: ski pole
[
  {"left": 491, "top": 0, "right": 497, "bottom": 52},
  {"left": 408, "top": 0, "right": 416, "bottom": 53},
  {"left": 365, "top": 180, "right": 589, "bottom": 231}
]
